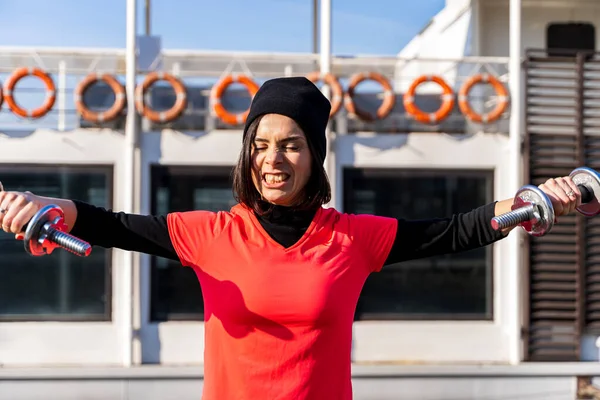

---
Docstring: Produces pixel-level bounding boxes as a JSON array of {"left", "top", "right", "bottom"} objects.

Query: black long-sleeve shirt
[{"left": 69, "top": 200, "right": 506, "bottom": 267}]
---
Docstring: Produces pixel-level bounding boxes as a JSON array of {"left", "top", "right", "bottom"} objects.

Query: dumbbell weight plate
[
  {"left": 23, "top": 205, "right": 68, "bottom": 256},
  {"left": 569, "top": 167, "right": 600, "bottom": 217},
  {"left": 513, "top": 185, "right": 555, "bottom": 237}
]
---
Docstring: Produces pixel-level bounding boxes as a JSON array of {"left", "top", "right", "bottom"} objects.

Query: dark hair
[{"left": 232, "top": 114, "right": 331, "bottom": 215}]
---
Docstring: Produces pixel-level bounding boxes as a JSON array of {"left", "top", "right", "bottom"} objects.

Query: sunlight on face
[{"left": 251, "top": 114, "right": 312, "bottom": 206}]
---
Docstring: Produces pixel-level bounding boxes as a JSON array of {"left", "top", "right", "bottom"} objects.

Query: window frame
[
  {"left": 148, "top": 164, "right": 235, "bottom": 322},
  {"left": 0, "top": 163, "right": 114, "bottom": 323},
  {"left": 343, "top": 166, "right": 495, "bottom": 322}
]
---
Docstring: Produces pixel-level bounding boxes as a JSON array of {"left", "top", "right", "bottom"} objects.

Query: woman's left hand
[{"left": 538, "top": 176, "right": 582, "bottom": 218}]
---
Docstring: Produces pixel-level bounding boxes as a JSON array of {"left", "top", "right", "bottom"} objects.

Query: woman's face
[{"left": 251, "top": 114, "right": 312, "bottom": 206}]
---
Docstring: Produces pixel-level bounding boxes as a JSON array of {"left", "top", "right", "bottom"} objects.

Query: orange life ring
[
  {"left": 344, "top": 72, "right": 396, "bottom": 121},
  {"left": 403, "top": 75, "right": 455, "bottom": 124},
  {"left": 75, "top": 73, "right": 126, "bottom": 123},
  {"left": 4, "top": 67, "right": 56, "bottom": 119},
  {"left": 306, "top": 72, "right": 343, "bottom": 118},
  {"left": 210, "top": 74, "right": 260, "bottom": 125},
  {"left": 458, "top": 73, "right": 509, "bottom": 123},
  {"left": 135, "top": 72, "right": 187, "bottom": 123}
]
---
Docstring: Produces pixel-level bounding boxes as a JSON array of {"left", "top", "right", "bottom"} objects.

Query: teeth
[{"left": 265, "top": 174, "right": 288, "bottom": 184}]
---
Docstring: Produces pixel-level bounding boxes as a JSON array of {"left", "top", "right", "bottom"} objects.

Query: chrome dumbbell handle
[
  {"left": 491, "top": 185, "right": 555, "bottom": 237},
  {"left": 491, "top": 203, "right": 537, "bottom": 231},
  {"left": 37, "top": 223, "right": 92, "bottom": 257}
]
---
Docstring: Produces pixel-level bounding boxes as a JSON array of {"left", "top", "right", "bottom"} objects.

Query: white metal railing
[
  {"left": 0, "top": 46, "right": 511, "bottom": 133},
  {"left": 0, "top": 46, "right": 509, "bottom": 78}
]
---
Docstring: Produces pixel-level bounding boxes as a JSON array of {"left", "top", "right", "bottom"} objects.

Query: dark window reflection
[
  {"left": 150, "top": 165, "right": 236, "bottom": 321},
  {"left": 0, "top": 165, "right": 112, "bottom": 321},
  {"left": 344, "top": 168, "right": 494, "bottom": 320}
]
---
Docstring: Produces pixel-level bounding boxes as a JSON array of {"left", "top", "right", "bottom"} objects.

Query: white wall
[
  {"left": 400, "top": 0, "right": 600, "bottom": 60},
  {"left": 480, "top": 1, "right": 600, "bottom": 57},
  {"left": 0, "top": 127, "right": 517, "bottom": 365},
  {"left": 394, "top": 0, "right": 600, "bottom": 95}
]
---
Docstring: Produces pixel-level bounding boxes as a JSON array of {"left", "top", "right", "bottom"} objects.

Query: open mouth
[{"left": 263, "top": 173, "right": 290, "bottom": 186}]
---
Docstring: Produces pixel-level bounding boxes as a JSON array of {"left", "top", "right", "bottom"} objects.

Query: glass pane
[
  {"left": 150, "top": 166, "right": 236, "bottom": 321},
  {"left": 0, "top": 165, "right": 112, "bottom": 320},
  {"left": 344, "top": 168, "right": 494, "bottom": 320}
]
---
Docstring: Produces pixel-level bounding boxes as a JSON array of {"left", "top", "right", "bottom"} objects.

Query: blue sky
[{"left": 0, "top": 0, "right": 444, "bottom": 55}]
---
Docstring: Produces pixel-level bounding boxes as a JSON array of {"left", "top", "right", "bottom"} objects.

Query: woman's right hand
[{"left": 0, "top": 184, "right": 45, "bottom": 240}]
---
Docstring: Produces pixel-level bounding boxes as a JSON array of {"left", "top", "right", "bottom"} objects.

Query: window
[
  {"left": 0, "top": 165, "right": 113, "bottom": 321},
  {"left": 546, "top": 22, "right": 595, "bottom": 59},
  {"left": 343, "top": 168, "right": 494, "bottom": 321},
  {"left": 150, "top": 165, "right": 236, "bottom": 321}
]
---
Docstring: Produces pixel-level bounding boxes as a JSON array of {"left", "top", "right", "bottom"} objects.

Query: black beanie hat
[{"left": 243, "top": 77, "right": 331, "bottom": 162}]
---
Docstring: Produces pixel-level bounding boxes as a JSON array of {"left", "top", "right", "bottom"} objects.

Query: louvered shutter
[{"left": 523, "top": 50, "right": 587, "bottom": 361}]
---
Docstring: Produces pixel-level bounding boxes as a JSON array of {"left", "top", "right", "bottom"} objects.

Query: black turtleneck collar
[{"left": 254, "top": 201, "right": 318, "bottom": 248}]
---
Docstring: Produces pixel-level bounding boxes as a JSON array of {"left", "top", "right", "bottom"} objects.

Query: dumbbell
[
  {"left": 0, "top": 182, "right": 91, "bottom": 257},
  {"left": 23, "top": 204, "right": 92, "bottom": 257},
  {"left": 491, "top": 166, "right": 600, "bottom": 236}
]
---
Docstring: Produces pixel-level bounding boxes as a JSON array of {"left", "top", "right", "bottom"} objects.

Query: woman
[{"left": 0, "top": 77, "right": 583, "bottom": 400}]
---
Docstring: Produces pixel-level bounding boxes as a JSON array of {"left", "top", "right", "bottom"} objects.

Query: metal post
[
  {"left": 575, "top": 53, "right": 586, "bottom": 357},
  {"left": 145, "top": 0, "right": 151, "bottom": 36},
  {"left": 320, "top": 0, "right": 337, "bottom": 210},
  {"left": 472, "top": 0, "right": 481, "bottom": 56},
  {"left": 320, "top": 0, "right": 331, "bottom": 74},
  {"left": 57, "top": 61, "right": 66, "bottom": 131},
  {"left": 313, "top": 0, "right": 319, "bottom": 53},
  {"left": 508, "top": 0, "right": 522, "bottom": 365},
  {"left": 123, "top": 0, "right": 138, "bottom": 368}
]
